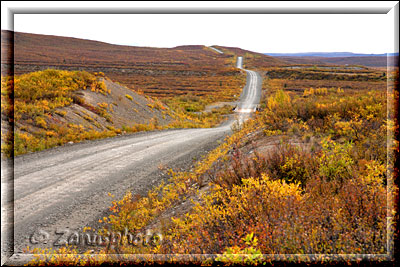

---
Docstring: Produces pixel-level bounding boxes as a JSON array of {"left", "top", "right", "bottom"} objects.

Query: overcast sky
[{"left": 3, "top": 2, "right": 398, "bottom": 54}]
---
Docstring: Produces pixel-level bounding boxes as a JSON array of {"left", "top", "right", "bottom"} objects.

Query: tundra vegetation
[
  {"left": 1, "top": 70, "right": 115, "bottom": 156},
  {"left": 25, "top": 66, "right": 398, "bottom": 265},
  {"left": 3, "top": 32, "right": 254, "bottom": 156},
  {"left": 5, "top": 31, "right": 255, "bottom": 99},
  {"left": 4, "top": 30, "right": 397, "bottom": 265},
  {"left": 1, "top": 68, "right": 246, "bottom": 156}
]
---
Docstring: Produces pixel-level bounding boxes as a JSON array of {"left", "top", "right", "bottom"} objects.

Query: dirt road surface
[{"left": 1, "top": 60, "right": 262, "bottom": 265}]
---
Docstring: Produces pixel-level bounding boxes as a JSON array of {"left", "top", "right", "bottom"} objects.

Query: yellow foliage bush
[
  {"left": 35, "top": 116, "right": 47, "bottom": 129},
  {"left": 103, "top": 118, "right": 257, "bottom": 235},
  {"left": 23, "top": 67, "right": 393, "bottom": 265}
]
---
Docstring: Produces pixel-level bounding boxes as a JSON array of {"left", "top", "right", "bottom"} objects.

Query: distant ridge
[
  {"left": 264, "top": 52, "right": 398, "bottom": 57},
  {"left": 214, "top": 45, "right": 285, "bottom": 68},
  {"left": 3, "top": 30, "right": 284, "bottom": 99}
]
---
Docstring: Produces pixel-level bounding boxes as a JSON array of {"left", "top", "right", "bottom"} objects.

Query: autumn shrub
[
  {"left": 302, "top": 163, "right": 387, "bottom": 254},
  {"left": 164, "top": 93, "right": 209, "bottom": 114},
  {"left": 214, "top": 142, "right": 317, "bottom": 190},
  {"left": 160, "top": 173, "right": 304, "bottom": 254},
  {"left": 26, "top": 246, "right": 110, "bottom": 266},
  {"left": 1, "top": 70, "right": 117, "bottom": 156},
  {"left": 1, "top": 75, "right": 14, "bottom": 120},
  {"left": 23, "top": 65, "right": 392, "bottom": 264},
  {"left": 263, "top": 142, "right": 318, "bottom": 188},
  {"left": 13, "top": 69, "right": 106, "bottom": 118},
  {"left": 266, "top": 68, "right": 386, "bottom": 82},
  {"left": 157, "top": 141, "right": 386, "bottom": 255},
  {"left": 133, "top": 86, "right": 388, "bottom": 257},
  {"left": 303, "top": 87, "right": 328, "bottom": 97},
  {"left": 12, "top": 124, "right": 118, "bottom": 156},
  {"left": 162, "top": 79, "right": 245, "bottom": 129},
  {"left": 54, "top": 110, "right": 67, "bottom": 117},
  {"left": 318, "top": 137, "right": 354, "bottom": 184},
  {"left": 215, "top": 233, "right": 263, "bottom": 265},
  {"left": 260, "top": 88, "right": 387, "bottom": 163},
  {"left": 97, "top": 81, "right": 388, "bottom": 258},
  {"left": 101, "top": 119, "right": 256, "bottom": 235},
  {"left": 35, "top": 116, "right": 47, "bottom": 129},
  {"left": 213, "top": 148, "right": 268, "bottom": 188}
]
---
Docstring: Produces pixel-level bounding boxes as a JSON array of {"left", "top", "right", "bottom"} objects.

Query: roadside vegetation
[
  {"left": 1, "top": 68, "right": 245, "bottom": 156},
  {"left": 8, "top": 31, "right": 255, "bottom": 99},
  {"left": 26, "top": 67, "right": 398, "bottom": 265},
  {"left": 6, "top": 30, "right": 397, "bottom": 265},
  {"left": 162, "top": 73, "right": 245, "bottom": 129},
  {"left": 1, "top": 70, "right": 112, "bottom": 156},
  {"left": 103, "top": 77, "right": 393, "bottom": 257}
]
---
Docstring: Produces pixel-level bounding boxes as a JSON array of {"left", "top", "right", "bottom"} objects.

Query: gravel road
[{"left": 1, "top": 61, "right": 262, "bottom": 265}]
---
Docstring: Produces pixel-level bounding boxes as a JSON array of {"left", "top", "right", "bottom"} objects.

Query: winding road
[{"left": 1, "top": 57, "right": 262, "bottom": 264}]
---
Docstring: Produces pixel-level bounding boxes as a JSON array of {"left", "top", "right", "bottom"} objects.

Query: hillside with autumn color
[
  {"left": 1, "top": 30, "right": 288, "bottom": 156},
  {"left": 1, "top": 30, "right": 285, "bottom": 99},
  {"left": 277, "top": 55, "right": 397, "bottom": 67}
]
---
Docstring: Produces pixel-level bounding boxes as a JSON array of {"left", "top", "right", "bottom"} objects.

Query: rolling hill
[
  {"left": 264, "top": 52, "right": 399, "bottom": 67},
  {"left": 213, "top": 45, "right": 285, "bottom": 69},
  {"left": 278, "top": 55, "right": 397, "bottom": 67},
  {"left": 262, "top": 51, "right": 398, "bottom": 67},
  {"left": 264, "top": 52, "right": 396, "bottom": 57},
  {"left": 1, "top": 30, "right": 285, "bottom": 99},
  {"left": 1, "top": 69, "right": 176, "bottom": 155}
]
